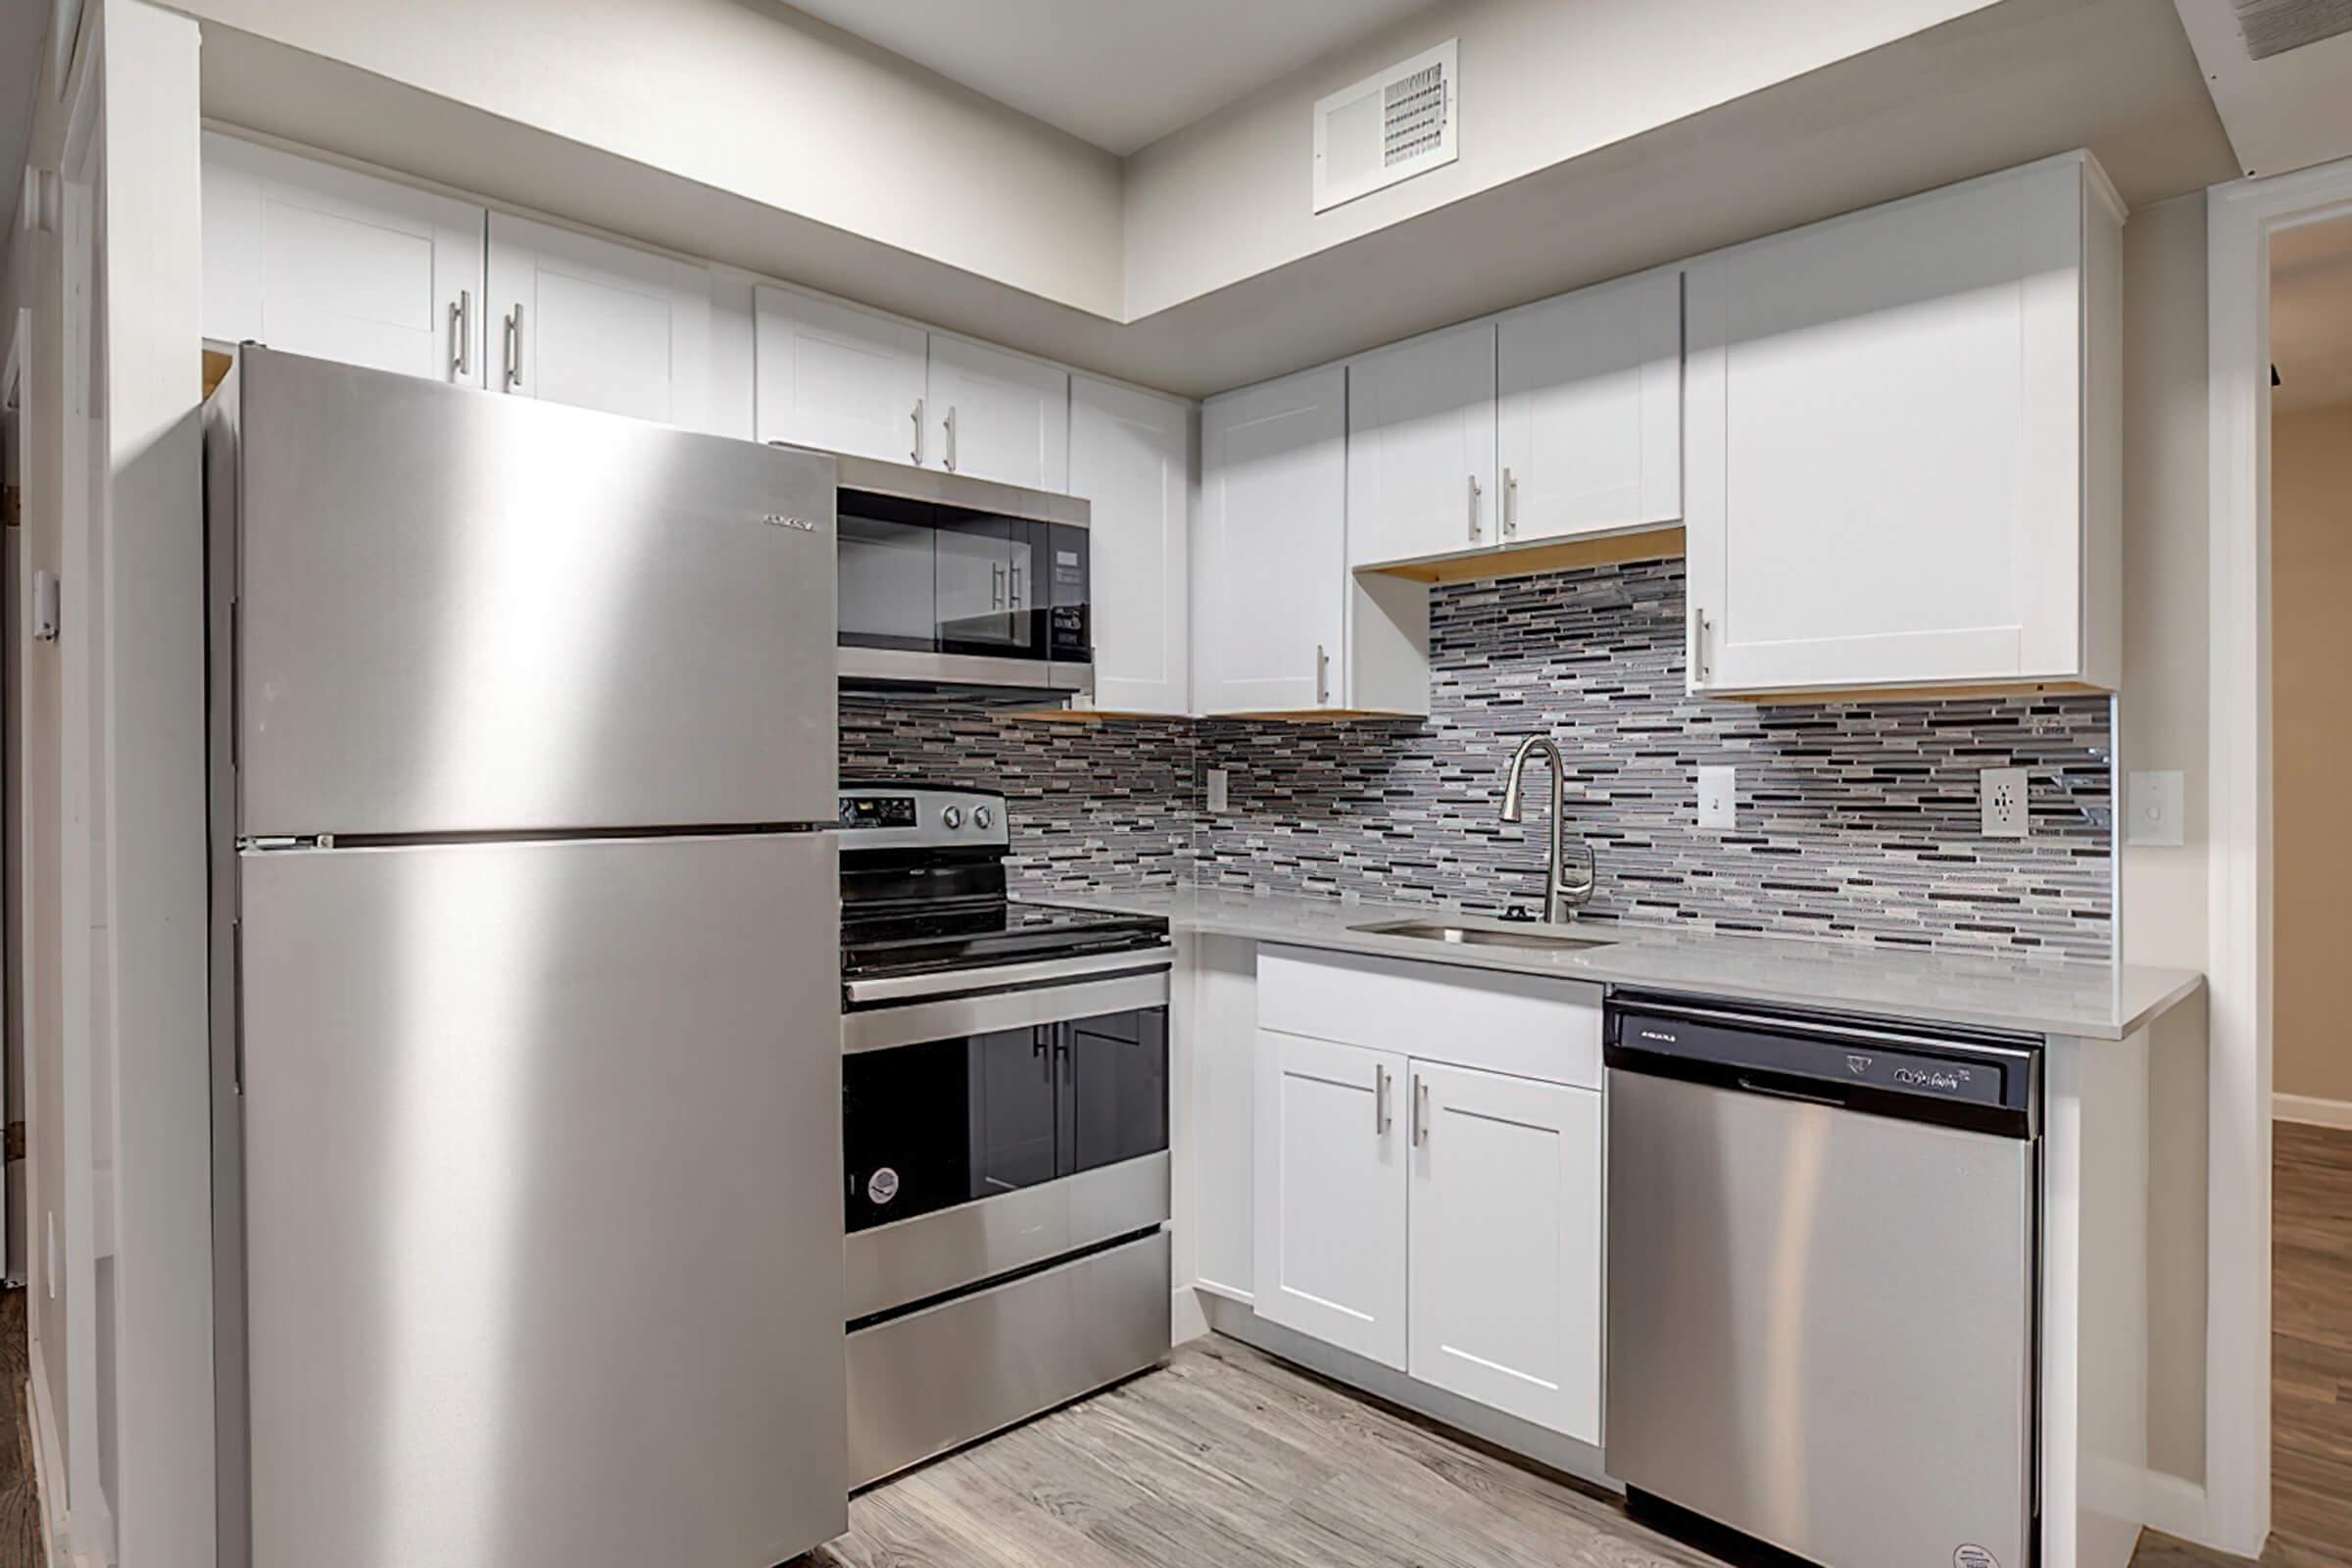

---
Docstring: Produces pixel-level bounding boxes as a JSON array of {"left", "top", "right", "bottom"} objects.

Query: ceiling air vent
[
  {"left": 2230, "top": 0, "right": 2352, "bottom": 60},
  {"left": 1313, "top": 39, "right": 1458, "bottom": 215}
]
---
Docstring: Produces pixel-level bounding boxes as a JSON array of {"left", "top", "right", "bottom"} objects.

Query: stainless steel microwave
[{"left": 829, "top": 455, "right": 1091, "bottom": 699}]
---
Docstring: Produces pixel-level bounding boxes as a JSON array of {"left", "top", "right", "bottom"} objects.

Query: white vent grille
[
  {"left": 1314, "top": 39, "right": 1457, "bottom": 214},
  {"left": 2231, "top": 0, "right": 2352, "bottom": 59}
]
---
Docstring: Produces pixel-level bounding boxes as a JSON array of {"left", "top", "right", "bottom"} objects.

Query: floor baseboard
[{"left": 2275, "top": 1093, "right": 2352, "bottom": 1130}]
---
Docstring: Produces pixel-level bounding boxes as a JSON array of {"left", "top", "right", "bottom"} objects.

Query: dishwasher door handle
[{"left": 1734, "top": 1075, "right": 1845, "bottom": 1109}]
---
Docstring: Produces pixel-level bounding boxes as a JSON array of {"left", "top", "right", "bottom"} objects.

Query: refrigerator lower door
[
  {"left": 231, "top": 833, "right": 845, "bottom": 1568},
  {"left": 225, "top": 346, "right": 838, "bottom": 837}
]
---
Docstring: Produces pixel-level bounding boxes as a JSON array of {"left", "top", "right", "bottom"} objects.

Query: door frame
[{"left": 2202, "top": 150, "right": 2352, "bottom": 1557}]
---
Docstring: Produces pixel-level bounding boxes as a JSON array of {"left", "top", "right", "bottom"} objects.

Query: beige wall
[
  {"left": 1120, "top": 0, "right": 1998, "bottom": 318},
  {"left": 180, "top": 0, "right": 1128, "bottom": 318},
  {"left": 2120, "top": 190, "right": 2215, "bottom": 1488},
  {"left": 2273, "top": 404, "right": 2352, "bottom": 1105}
]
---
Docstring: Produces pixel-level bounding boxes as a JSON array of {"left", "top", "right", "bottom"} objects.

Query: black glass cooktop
[{"left": 840, "top": 898, "right": 1168, "bottom": 980}]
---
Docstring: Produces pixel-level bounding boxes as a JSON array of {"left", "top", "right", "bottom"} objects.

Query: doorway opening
[{"left": 2264, "top": 208, "right": 2352, "bottom": 1565}]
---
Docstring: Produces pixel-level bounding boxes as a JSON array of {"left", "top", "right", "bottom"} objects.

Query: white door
[
  {"left": 1684, "top": 161, "right": 2085, "bottom": 694},
  {"left": 1346, "top": 320, "right": 1497, "bottom": 569},
  {"left": 752, "top": 284, "right": 928, "bottom": 466},
  {"left": 1254, "top": 1029, "right": 1409, "bottom": 1369},
  {"left": 1407, "top": 1061, "right": 1602, "bottom": 1443},
  {"left": 1197, "top": 368, "right": 1347, "bottom": 715},
  {"left": 201, "top": 132, "right": 486, "bottom": 384},
  {"left": 1069, "top": 375, "right": 1191, "bottom": 715},
  {"left": 927, "top": 334, "right": 1068, "bottom": 490},
  {"left": 488, "top": 213, "right": 717, "bottom": 432},
  {"left": 1497, "top": 270, "right": 1682, "bottom": 546}
]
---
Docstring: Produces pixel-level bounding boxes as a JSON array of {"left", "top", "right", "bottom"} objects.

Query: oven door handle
[
  {"left": 843, "top": 945, "right": 1172, "bottom": 1005},
  {"left": 842, "top": 969, "right": 1171, "bottom": 1055}
]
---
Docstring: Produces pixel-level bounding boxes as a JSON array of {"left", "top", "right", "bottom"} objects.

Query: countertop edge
[{"left": 1054, "top": 890, "right": 2206, "bottom": 1043}]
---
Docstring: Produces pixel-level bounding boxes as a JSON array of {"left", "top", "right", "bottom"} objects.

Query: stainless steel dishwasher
[{"left": 1604, "top": 993, "right": 2042, "bottom": 1568}]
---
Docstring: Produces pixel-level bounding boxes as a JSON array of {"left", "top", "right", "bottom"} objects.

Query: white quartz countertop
[{"left": 1053, "top": 887, "right": 2203, "bottom": 1042}]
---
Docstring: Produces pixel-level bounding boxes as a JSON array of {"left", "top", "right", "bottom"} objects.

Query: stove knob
[
  {"left": 974, "top": 806, "right": 994, "bottom": 830},
  {"left": 941, "top": 806, "right": 963, "bottom": 830}
]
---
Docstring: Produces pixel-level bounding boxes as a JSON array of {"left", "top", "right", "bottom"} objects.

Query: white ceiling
[
  {"left": 2272, "top": 215, "right": 2352, "bottom": 413},
  {"left": 779, "top": 0, "right": 1445, "bottom": 155},
  {"left": 0, "top": 0, "right": 48, "bottom": 234}
]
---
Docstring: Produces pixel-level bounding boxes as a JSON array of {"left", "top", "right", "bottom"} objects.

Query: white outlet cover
[
  {"left": 1205, "top": 767, "right": 1230, "bottom": 814},
  {"left": 2127, "top": 770, "right": 2184, "bottom": 847},
  {"left": 1697, "top": 764, "right": 1738, "bottom": 829},
  {"left": 1981, "top": 768, "right": 2030, "bottom": 839}
]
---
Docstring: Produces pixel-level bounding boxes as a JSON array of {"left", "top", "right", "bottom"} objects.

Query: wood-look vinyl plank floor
[
  {"left": 813, "top": 1337, "right": 1712, "bottom": 1568},
  {"left": 0, "top": 1290, "right": 43, "bottom": 1568}
]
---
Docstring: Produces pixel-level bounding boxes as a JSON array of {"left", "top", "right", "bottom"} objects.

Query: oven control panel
[{"left": 838, "top": 785, "right": 1011, "bottom": 849}]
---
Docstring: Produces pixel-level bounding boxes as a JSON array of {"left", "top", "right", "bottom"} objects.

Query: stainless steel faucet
[{"left": 1501, "top": 735, "right": 1596, "bottom": 923}]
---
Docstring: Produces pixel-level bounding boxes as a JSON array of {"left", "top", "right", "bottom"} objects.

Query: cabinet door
[
  {"left": 928, "top": 334, "right": 1069, "bottom": 490},
  {"left": 1197, "top": 368, "right": 1347, "bottom": 715},
  {"left": 202, "top": 132, "right": 486, "bottom": 384},
  {"left": 1407, "top": 1061, "right": 1602, "bottom": 1443},
  {"left": 753, "top": 284, "right": 928, "bottom": 465},
  {"left": 1347, "top": 321, "right": 1497, "bottom": 568},
  {"left": 1069, "top": 375, "right": 1191, "bottom": 715},
  {"left": 1253, "top": 1029, "right": 1408, "bottom": 1368},
  {"left": 1685, "top": 162, "right": 2085, "bottom": 694},
  {"left": 1497, "top": 270, "right": 1681, "bottom": 545},
  {"left": 488, "top": 213, "right": 717, "bottom": 432}
]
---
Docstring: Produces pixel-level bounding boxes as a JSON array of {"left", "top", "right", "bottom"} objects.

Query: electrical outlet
[
  {"left": 1697, "top": 765, "right": 1738, "bottom": 829},
  {"left": 1981, "top": 768, "right": 2030, "bottom": 839},
  {"left": 1205, "top": 767, "right": 1230, "bottom": 814}
]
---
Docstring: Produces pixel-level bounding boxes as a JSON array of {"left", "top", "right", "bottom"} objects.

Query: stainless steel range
[{"left": 837, "top": 784, "right": 1172, "bottom": 1487}]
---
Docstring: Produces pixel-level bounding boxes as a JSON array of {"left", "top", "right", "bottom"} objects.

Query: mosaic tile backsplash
[{"left": 841, "top": 559, "right": 2116, "bottom": 963}]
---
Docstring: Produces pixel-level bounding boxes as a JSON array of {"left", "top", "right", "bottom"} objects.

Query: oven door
[{"left": 841, "top": 965, "right": 1170, "bottom": 1319}]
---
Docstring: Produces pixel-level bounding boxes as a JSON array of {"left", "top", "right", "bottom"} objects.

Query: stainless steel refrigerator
[{"left": 205, "top": 348, "right": 846, "bottom": 1568}]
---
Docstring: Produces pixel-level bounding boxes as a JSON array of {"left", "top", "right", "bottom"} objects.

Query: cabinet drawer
[{"left": 1257, "top": 946, "right": 1600, "bottom": 1089}]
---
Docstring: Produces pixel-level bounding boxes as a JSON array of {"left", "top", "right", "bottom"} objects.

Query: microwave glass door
[
  {"left": 935, "top": 510, "right": 1041, "bottom": 659},
  {"left": 838, "top": 492, "right": 938, "bottom": 652}
]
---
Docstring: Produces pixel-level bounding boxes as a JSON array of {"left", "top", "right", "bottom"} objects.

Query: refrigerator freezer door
[
  {"left": 233, "top": 833, "right": 845, "bottom": 1568},
  {"left": 230, "top": 347, "right": 837, "bottom": 837}
]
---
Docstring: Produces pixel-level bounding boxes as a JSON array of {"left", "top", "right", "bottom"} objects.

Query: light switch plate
[
  {"left": 1982, "top": 768, "right": 2030, "bottom": 839},
  {"left": 1697, "top": 765, "right": 1737, "bottom": 830},
  {"left": 2127, "top": 770, "right": 2184, "bottom": 847},
  {"left": 1205, "top": 767, "right": 1230, "bottom": 814}
]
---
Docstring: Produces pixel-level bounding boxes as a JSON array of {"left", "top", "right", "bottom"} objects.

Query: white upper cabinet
[
  {"left": 1254, "top": 1029, "right": 1410, "bottom": 1370},
  {"left": 1496, "top": 269, "right": 1682, "bottom": 546},
  {"left": 753, "top": 283, "right": 928, "bottom": 466},
  {"left": 1197, "top": 368, "right": 1349, "bottom": 715},
  {"left": 1684, "top": 154, "right": 2122, "bottom": 697},
  {"left": 1069, "top": 376, "right": 1192, "bottom": 715},
  {"left": 926, "top": 334, "right": 1069, "bottom": 491},
  {"left": 1406, "top": 1060, "right": 1603, "bottom": 1444},
  {"left": 202, "top": 132, "right": 487, "bottom": 385},
  {"left": 1347, "top": 321, "right": 1498, "bottom": 569},
  {"left": 488, "top": 212, "right": 718, "bottom": 433}
]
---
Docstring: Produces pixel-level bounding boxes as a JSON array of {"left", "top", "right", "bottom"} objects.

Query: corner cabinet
[
  {"left": 1068, "top": 376, "right": 1193, "bottom": 716},
  {"left": 1683, "top": 153, "right": 2123, "bottom": 698},
  {"left": 1250, "top": 948, "right": 1605, "bottom": 1446},
  {"left": 1198, "top": 368, "right": 1429, "bottom": 717}
]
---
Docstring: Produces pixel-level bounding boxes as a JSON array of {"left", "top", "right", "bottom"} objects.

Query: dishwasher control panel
[{"left": 1606, "top": 995, "right": 2039, "bottom": 1137}]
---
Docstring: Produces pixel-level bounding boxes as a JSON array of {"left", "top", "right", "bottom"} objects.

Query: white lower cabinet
[
  {"left": 1243, "top": 948, "right": 1605, "bottom": 1443},
  {"left": 1253, "top": 1029, "right": 1410, "bottom": 1368},
  {"left": 1407, "top": 1060, "right": 1603, "bottom": 1444}
]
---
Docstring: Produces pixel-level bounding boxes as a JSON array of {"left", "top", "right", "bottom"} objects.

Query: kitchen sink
[{"left": 1350, "top": 918, "right": 1613, "bottom": 953}]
